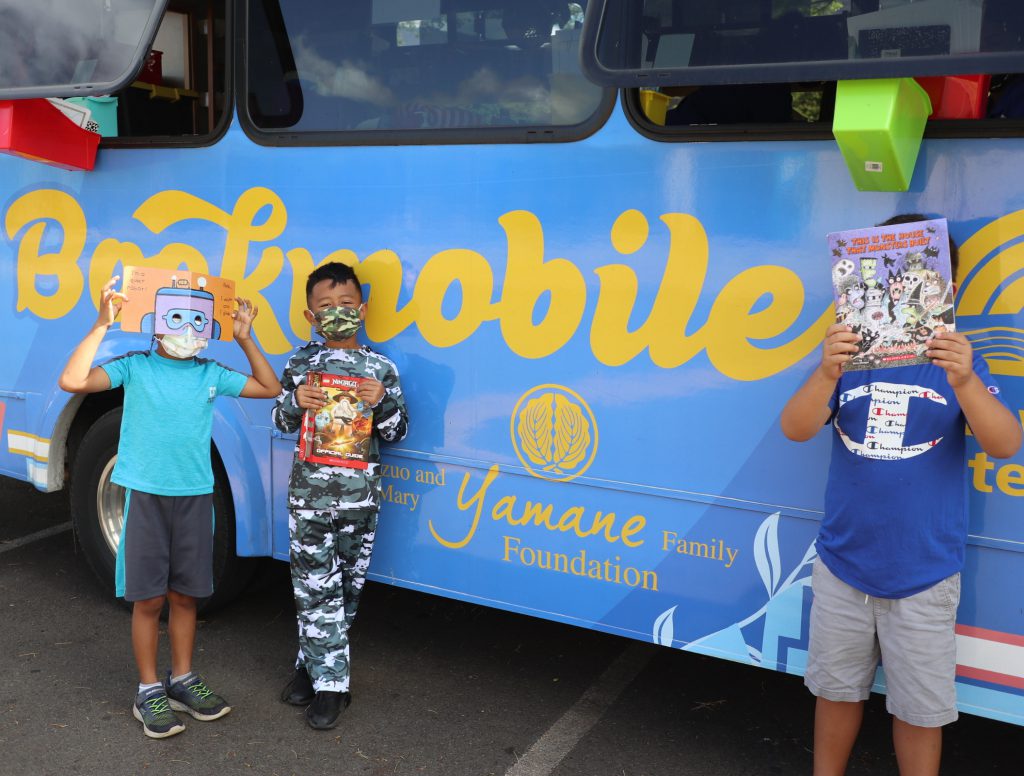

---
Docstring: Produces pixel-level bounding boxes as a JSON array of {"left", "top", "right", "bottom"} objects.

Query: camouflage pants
[{"left": 289, "top": 508, "right": 378, "bottom": 693}]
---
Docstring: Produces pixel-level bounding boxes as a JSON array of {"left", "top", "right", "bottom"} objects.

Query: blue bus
[{"left": 2, "top": 0, "right": 1024, "bottom": 726}]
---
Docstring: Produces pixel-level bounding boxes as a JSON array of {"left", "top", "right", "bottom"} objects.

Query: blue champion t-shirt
[
  {"left": 819, "top": 354, "right": 1007, "bottom": 599},
  {"left": 101, "top": 351, "right": 248, "bottom": 496}
]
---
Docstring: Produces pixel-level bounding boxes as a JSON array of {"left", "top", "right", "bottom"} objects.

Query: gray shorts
[
  {"left": 119, "top": 490, "right": 214, "bottom": 601},
  {"left": 805, "top": 558, "right": 960, "bottom": 727}
]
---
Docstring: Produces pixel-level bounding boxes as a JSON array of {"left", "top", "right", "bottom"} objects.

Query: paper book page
[
  {"left": 299, "top": 373, "right": 374, "bottom": 469},
  {"left": 828, "top": 218, "right": 955, "bottom": 371},
  {"left": 119, "top": 266, "right": 236, "bottom": 341}
]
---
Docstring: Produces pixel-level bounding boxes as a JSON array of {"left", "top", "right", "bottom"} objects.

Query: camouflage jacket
[{"left": 272, "top": 342, "right": 409, "bottom": 511}]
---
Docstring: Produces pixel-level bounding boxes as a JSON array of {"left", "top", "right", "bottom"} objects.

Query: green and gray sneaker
[
  {"left": 165, "top": 672, "right": 232, "bottom": 721},
  {"left": 133, "top": 686, "right": 186, "bottom": 739}
]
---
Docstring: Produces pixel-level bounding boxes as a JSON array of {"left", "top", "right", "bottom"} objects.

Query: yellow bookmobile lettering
[
  {"left": 970, "top": 452, "right": 1024, "bottom": 496},
  {"left": 968, "top": 411, "right": 1024, "bottom": 497},
  {"left": 429, "top": 464, "right": 646, "bottom": 550},
  {"left": 423, "top": 465, "right": 744, "bottom": 590},
  {"left": 6, "top": 187, "right": 832, "bottom": 379}
]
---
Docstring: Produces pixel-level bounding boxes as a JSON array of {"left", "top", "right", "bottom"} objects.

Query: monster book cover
[
  {"left": 119, "top": 266, "right": 236, "bottom": 341},
  {"left": 828, "top": 218, "right": 955, "bottom": 371},
  {"left": 299, "top": 373, "right": 374, "bottom": 469}
]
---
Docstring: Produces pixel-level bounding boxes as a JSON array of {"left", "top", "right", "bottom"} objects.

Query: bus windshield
[{"left": 0, "top": 0, "right": 167, "bottom": 98}]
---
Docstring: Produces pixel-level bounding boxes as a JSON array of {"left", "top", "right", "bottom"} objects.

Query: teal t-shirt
[{"left": 101, "top": 351, "right": 248, "bottom": 496}]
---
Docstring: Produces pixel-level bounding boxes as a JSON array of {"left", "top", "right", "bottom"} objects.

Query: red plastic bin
[
  {"left": 0, "top": 99, "right": 100, "bottom": 171},
  {"left": 915, "top": 75, "right": 991, "bottom": 120}
]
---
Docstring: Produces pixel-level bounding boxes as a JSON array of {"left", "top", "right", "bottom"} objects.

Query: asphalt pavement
[{"left": 1, "top": 477, "right": 1022, "bottom": 776}]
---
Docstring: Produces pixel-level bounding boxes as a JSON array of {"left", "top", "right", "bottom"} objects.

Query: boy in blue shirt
[
  {"left": 59, "top": 276, "right": 282, "bottom": 738},
  {"left": 781, "top": 216, "right": 1021, "bottom": 775}
]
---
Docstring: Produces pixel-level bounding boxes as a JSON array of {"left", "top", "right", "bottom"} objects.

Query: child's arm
[
  {"left": 58, "top": 277, "right": 126, "bottom": 394},
  {"left": 232, "top": 298, "right": 283, "bottom": 399},
  {"left": 272, "top": 358, "right": 326, "bottom": 434},
  {"left": 357, "top": 366, "right": 408, "bottom": 443},
  {"left": 927, "top": 331, "right": 1022, "bottom": 459},
  {"left": 780, "top": 323, "right": 861, "bottom": 442}
]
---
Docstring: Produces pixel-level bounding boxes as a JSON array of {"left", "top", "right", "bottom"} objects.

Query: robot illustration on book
[{"left": 140, "top": 275, "right": 222, "bottom": 339}]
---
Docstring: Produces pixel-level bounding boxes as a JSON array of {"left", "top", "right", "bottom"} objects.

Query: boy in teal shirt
[{"left": 59, "top": 276, "right": 281, "bottom": 738}]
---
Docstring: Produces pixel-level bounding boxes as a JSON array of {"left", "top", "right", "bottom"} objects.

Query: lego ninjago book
[{"left": 299, "top": 372, "right": 374, "bottom": 468}]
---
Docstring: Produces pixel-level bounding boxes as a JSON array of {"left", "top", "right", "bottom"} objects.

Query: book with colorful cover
[
  {"left": 119, "top": 266, "right": 236, "bottom": 341},
  {"left": 299, "top": 373, "right": 374, "bottom": 469},
  {"left": 828, "top": 218, "right": 955, "bottom": 371}
]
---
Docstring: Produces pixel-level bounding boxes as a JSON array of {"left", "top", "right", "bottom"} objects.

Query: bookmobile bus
[{"left": 2, "top": 0, "right": 1024, "bottom": 727}]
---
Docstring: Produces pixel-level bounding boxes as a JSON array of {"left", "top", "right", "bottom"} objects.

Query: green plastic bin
[
  {"left": 66, "top": 96, "right": 119, "bottom": 138},
  {"left": 832, "top": 78, "right": 932, "bottom": 192}
]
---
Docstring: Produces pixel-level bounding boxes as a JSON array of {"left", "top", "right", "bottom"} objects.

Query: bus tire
[{"left": 69, "top": 407, "right": 256, "bottom": 613}]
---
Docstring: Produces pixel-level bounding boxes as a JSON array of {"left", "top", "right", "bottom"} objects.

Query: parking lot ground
[{"left": 2, "top": 477, "right": 1023, "bottom": 776}]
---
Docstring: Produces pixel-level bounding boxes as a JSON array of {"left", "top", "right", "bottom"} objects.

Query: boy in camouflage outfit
[{"left": 272, "top": 262, "right": 409, "bottom": 730}]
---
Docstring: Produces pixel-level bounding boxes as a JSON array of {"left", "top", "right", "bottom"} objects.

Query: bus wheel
[{"left": 70, "top": 407, "right": 256, "bottom": 613}]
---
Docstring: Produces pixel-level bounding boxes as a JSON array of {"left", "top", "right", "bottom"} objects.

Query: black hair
[
  {"left": 877, "top": 213, "right": 960, "bottom": 281},
  {"left": 305, "top": 262, "right": 363, "bottom": 305}
]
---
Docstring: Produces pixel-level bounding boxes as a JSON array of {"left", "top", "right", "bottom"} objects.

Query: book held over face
[
  {"left": 828, "top": 218, "right": 955, "bottom": 371},
  {"left": 119, "top": 266, "right": 236, "bottom": 341},
  {"left": 299, "top": 372, "right": 374, "bottom": 468}
]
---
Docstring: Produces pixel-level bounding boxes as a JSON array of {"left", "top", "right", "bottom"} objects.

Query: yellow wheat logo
[
  {"left": 511, "top": 385, "right": 598, "bottom": 482},
  {"left": 957, "top": 211, "right": 1024, "bottom": 377}
]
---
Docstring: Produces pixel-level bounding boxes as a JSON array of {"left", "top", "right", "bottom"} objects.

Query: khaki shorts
[{"left": 805, "top": 558, "right": 960, "bottom": 728}]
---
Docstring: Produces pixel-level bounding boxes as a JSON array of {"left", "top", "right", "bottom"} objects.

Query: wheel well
[
  {"left": 62, "top": 389, "right": 124, "bottom": 488},
  {"left": 210, "top": 443, "right": 235, "bottom": 521}
]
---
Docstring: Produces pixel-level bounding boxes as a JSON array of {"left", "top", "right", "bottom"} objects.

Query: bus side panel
[
  {"left": 0, "top": 218, "right": 44, "bottom": 485},
  {"left": 212, "top": 400, "right": 275, "bottom": 557},
  {"left": 2, "top": 111, "right": 1024, "bottom": 725},
  {"left": 0, "top": 392, "right": 37, "bottom": 485}
]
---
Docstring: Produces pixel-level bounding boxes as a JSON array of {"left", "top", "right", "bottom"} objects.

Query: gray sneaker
[
  {"left": 133, "top": 686, "right": 186, "bottom": 739},
  {"left": 165, "top": 672, "right": 232, "bottom": 721}
]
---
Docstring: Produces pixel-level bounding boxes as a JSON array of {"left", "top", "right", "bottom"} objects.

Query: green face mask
[{"left": 311, "top": 305, "right": 362, "bottom": 340}]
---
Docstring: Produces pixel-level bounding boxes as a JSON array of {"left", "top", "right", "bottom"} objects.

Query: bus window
[
  {"left": 243, "top": 0, "right": 611, "bottom": 143},
  {"left": 583, "top": 0, "right": 1024, "bottom": 87},
  {"left": 0, "top": 0, "right": 167, "bottom": 99},
  {"left": 102, "top": 0, "right": 229, "bottom": 143},
  {"left": 596, "top": 0, "right": 1024, "bottom": 141}
]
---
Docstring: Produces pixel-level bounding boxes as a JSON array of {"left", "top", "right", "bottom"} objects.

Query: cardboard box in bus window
[{"left": 119, "top": 266, "right": 236, "bottom": 341}]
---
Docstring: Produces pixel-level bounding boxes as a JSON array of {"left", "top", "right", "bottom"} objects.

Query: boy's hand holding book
[
  {"left": 295, "top": 383, "right": 329, "bottom": 410},
  {"left": 96, "top": 275, "right": 127, "bottom": 329},
  {"left": 355, "top": 379, "right": 385, "bottom": 408},
  {"left": 231, "top": 297, "right": 259, "bottom": 342},
  {"left": 925, "top": 331, "right": 975, "bottom": 389},
  {"left": 818, "top": 323, "right": 862, "bottom": 382}
]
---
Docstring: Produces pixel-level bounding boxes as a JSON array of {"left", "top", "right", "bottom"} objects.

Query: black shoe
[
  {"left": 280, "top": 666, "right": 315, "bottom": 707},
  {"left": 305, "top": 690, "right": 351, "bottom": 730}
]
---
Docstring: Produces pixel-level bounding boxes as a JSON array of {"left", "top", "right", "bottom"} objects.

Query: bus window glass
[
  {"left": 587, "top": 0, "right": 1024, "bottom": 86},
  {"left": 0, "top": 0, "right": 166, "bottom": 98},
  {"left": 246, "top": 0, "right": 604, "bottom": 132}
]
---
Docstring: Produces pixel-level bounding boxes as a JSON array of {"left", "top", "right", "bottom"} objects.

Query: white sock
[
  {"left": 171, "top": 672, "right": 194, "bottom": 685},
  {"left": 138, "top": 681, "right": 161, "bottom": 695}
]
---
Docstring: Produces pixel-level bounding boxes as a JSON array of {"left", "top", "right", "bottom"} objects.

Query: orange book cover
[
  {"left": 119, "top": 266, "right": 235, "bottom": 341},
  {"left": 299, "top": 373, "right": 374, "bottom": 469}
]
